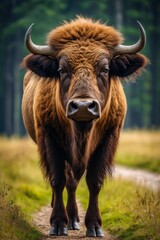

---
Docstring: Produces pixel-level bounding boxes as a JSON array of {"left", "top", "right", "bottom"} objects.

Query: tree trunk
[
  {"left": 13, "top": 33, "right": 23, "bottom": 135},
  {"left": 4, "top": 40, "right": 14, "bottom": 136},
  {"left": 115, "top": 0, "right": 123, "bottom": 30}
]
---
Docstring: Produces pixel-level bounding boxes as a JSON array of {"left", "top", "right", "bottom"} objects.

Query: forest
[{"left": 0, "top": 0, "right": 159, "bottom": 136}]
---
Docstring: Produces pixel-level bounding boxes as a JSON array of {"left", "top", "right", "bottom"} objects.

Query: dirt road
[{"left": 115, "top": 165, "right": 160, "bottom": 191}]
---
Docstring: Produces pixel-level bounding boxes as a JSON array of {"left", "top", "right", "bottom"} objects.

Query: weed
[
  {"left": 0, "top": 182, "right": 42, "bottom": 240},
  {"left": 133, "top": 190, "right": 160, "bottom": 239},
  {"left": 0, "top": 137, "right": 51, "bottom": 240}
]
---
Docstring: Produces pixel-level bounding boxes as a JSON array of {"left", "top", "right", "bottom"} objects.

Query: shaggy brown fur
[
  {"left": 47, "top": 17, "right": 123, "bottom": 52},
  {"left": 22, "top": 17, "right": 148, "bottom": 237}
]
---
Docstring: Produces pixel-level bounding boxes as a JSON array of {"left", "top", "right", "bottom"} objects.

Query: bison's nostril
[
  {"left": 88, "top": 102, "right": 96, "bottom": 111},
  {"left": 70, "top": 101, "right": 78, "bottom": 111},
  {"left": 87, "top": 101, "right": 100, "bottom": 117}
]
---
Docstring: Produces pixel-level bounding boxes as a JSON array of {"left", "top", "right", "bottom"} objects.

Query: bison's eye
[
  {"left": 58, "top": 66, "right": 71, "bottom": 94},
  {"left": 57, "top": 67, "right": 68, "bottom": 75},
  {"left": 97, "top": 66, "right": 110, "bottom": 90},
  {"left": 99, "top": 67, "right": 109, "bottom": 74}
]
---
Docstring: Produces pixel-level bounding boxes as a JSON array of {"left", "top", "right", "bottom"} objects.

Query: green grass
[
  {"left": 0, "top": 137, "right": 51, "bottom": 214},
  {"left": 77, "top": 177, "right": 160, "bottom": 240},
  {"left": 0, "top": 183, "right": 42, "bottom": 240},
  {"left": 0, "top": 137, "right": 51, "bottom": 240},
  {"left": 116, "top": 130, "right": 160, "bottom": 173}
]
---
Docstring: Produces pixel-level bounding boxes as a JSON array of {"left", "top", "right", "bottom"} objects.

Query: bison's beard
[{"left": 74, "top": 120, "right": 93, "bottom": 133}]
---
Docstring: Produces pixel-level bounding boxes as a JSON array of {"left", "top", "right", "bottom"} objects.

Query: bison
[{"left": 22, "top": 17, "right": 148, "bottom": 237}]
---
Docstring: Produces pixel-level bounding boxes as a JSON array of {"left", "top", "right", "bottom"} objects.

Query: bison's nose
[{"left": 66, "top": 99, "right": 101, "bottom": 121}]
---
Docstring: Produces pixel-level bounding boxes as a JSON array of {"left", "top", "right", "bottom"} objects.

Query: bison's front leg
[
  {"left": 85, "top": 126, "right": 120, "bottom": 237},
  {"left": 66, "top": 164, "right": 80, "bottom": 231},
  {"left": 49, "top": 172, "right": 68, "bottom": 236},
  {"left": 85, "top": 174, "right": 104, "bottom": 237},
  {"left": 37, "top": 127, "right": 68, "bottom": 236},
  {"left": 65, "top": 162, "right": 85, "bottom": 231}
]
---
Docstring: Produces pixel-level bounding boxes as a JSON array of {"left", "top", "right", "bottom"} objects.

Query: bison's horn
[
  {"left": 113, "top": 21, "right": 146, "bottom": 57},
  {"left": 25, "top": 23, "right": 53, "bottom": 56}
]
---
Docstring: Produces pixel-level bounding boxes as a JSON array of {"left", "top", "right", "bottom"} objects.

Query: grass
[
  {"left": 116, "top": 130, "right": 160, "bottom": 173},
  {"left": 0, "top": 137, "right": 51, "bottom": 240},
  {"left": 0, "top": 183, "right": 42, "bottom": 240},
  {"left": 0, "top": 137, "right": 51, "bottom": 214},
  {"left": 77, "top": 177, "right": 160, "bottom": 240}
]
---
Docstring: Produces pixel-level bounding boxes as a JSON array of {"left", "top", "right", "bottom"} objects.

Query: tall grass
[
  {"left": 0, "top": 137, "right": 51, "bottom": 240},
  {"left": 116, "top": 130, "right": 160, "bottom": 173},
  {"left": 0, "top": 183, "right": 41, "bottom": 240},
  {"left": 133, "top": 190, "right": 160, "bottom": 239},
  {"left": 0, "top": 137, "right": 51, "bottom": 213}
]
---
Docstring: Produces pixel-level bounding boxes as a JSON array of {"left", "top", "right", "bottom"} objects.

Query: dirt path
[
  {"left": 33, "top": 201, "right": 115, "bottom": 240},
  {"left": 115, "top": 165, "right": 160, "bottom": 191}
]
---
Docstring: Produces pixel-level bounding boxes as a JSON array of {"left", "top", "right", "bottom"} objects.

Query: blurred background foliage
[{"left": 0, "top": 0, "right": 160, "bottom": 136}]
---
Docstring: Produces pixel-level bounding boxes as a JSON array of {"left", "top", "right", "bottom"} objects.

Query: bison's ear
[
  {"left": 110, "top": 53, "right": 149, "bottom": 78},
  {"left": 22, "top": 54, "right": 59, "bottom": 78}
]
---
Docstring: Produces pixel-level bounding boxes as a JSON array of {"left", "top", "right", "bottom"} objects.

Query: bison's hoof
[
  {"left": 96, "top": 228, "right": 104, "bottom": 237},
  {"left": 68, "top": 219, "right": 80, "bottom": 230},
  {"left": 86, "top": 227, "right": 104, "bottom": 237},
  {"left": 49, "top": 224, "right": 68, "bottom": 236}
]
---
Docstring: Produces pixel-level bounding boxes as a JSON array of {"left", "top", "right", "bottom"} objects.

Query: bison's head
[{"left": 24, "top": 17, "right": 148, "bottom": 126}]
